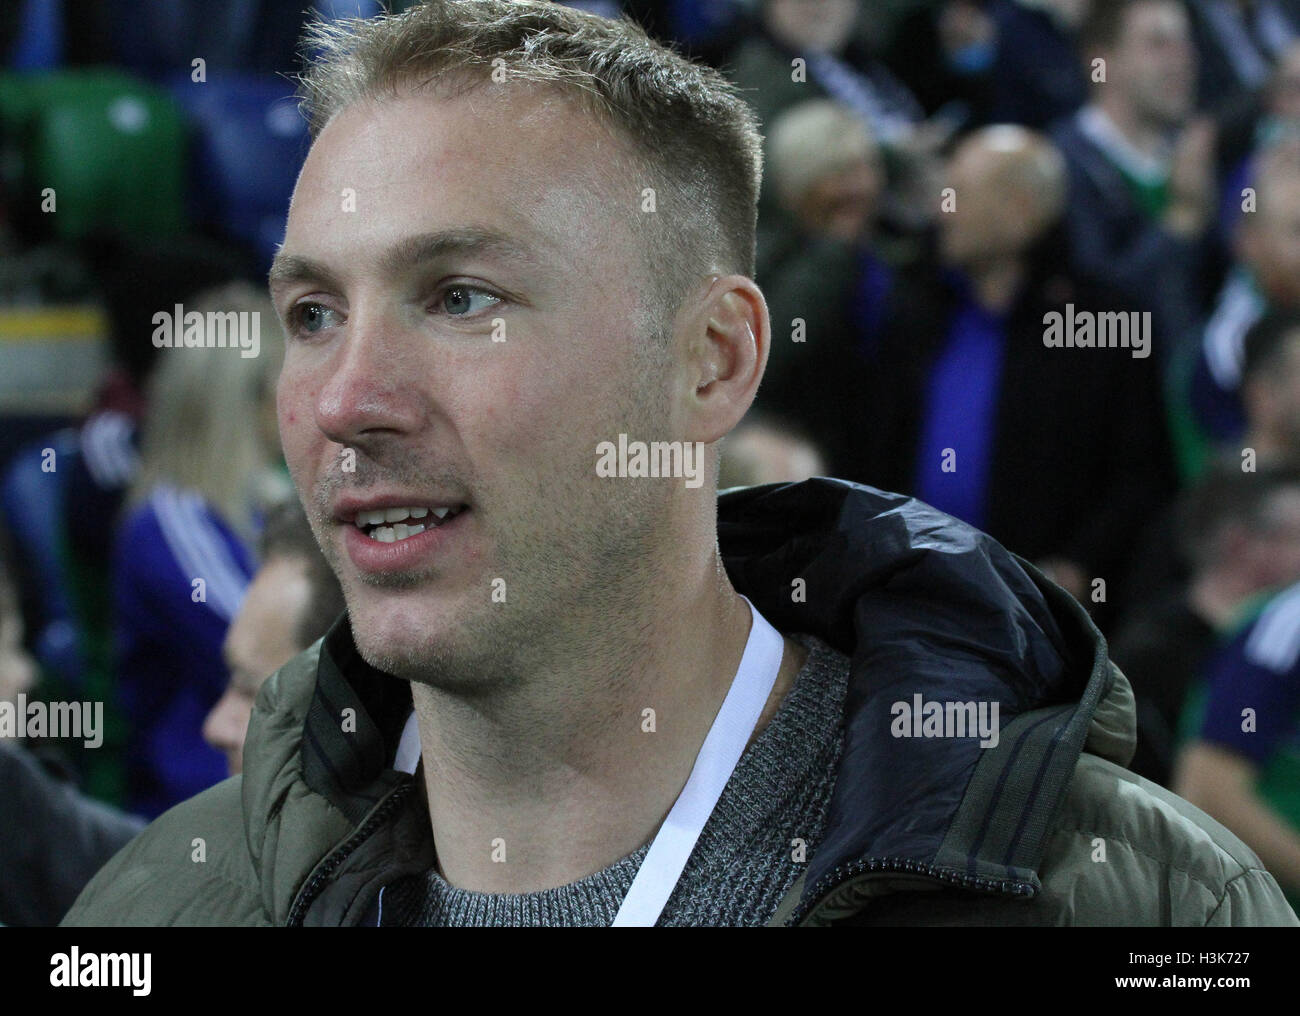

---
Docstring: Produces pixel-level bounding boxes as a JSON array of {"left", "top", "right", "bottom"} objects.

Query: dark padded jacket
[{"left": 63, "top": 479, "right": 1299, "bottom": 926}]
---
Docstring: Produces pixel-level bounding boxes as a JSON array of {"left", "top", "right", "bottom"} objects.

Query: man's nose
[{"left": 315, "top": 307, "right": 425, "bottom": 447}]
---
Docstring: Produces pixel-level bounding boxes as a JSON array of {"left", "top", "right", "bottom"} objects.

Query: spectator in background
[
  {"left": 203, "top": 500, "right": 345, "bottom": 777},
  {"left": 0, "top": 531, "right": 35, "bottom": 715},
  {"left": 718, "top": 414, "right": 827, "bottom": 489},
  {"left": 1121, "top": 307, "right": 1300, "bottom": 609},
  {"left": 0, "top": 532, "right": 144, "bottom": 927},
  {"left": 113, "top": 283, "right": 285, "bottom": 818},
  {"left": 1112, "top": 464, "right": 1300, "bottom": 786},
  {"left": 1184, "top": 147, "right": 1300, "bottom": 460},
  {"left": 725, "top": 0, "right": 923, "bottom": 147},
  {"left": 888, "top": 0, "right": 1093, "bottom": 132},
  {"left": 1, "top": 501, "right": 342, "bottom": 925},
  {"left": 988, "top": 0, "right": 1092, "bottom": 128},
  {"left": 855, "top": 125, "right": 1174, "bottom": 617},
  {"left": 1175, "top": 566, "right": 1300, "bottom": 910},
  {"left": 1052, "top": 0, "right": 1216, "bottom": 356},
  {"left": 754, "top": 100, "right": 891, "bottom": 473},
  {"left": 1187, "top": 0, "right": 1300, "bottom": 110},
  {"left": 883, "top": 0, "right": 999, "bottom": 129},
  {"left": 723, "top": 0, "right": 948, "bottom": 236},
  {"left": 1239, "top": 309, "right": 1300, "bottom": 465},
  {"left": 1213, "top": 40, "right": 1300, "bottom": 239}
]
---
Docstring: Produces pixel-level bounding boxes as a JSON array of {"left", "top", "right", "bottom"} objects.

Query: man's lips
[{"left": 340, "top": 504, "right": 473, "bottom": 576}]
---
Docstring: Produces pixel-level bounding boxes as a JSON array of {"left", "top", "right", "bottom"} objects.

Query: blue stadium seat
[
  {"left": 8, "top": 0, "right": 63, "bottom": 70},
  {"left": 168, "top": 72, "right": 310, "bottom": 269}
]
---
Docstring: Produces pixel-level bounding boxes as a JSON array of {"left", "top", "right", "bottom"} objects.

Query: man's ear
[{"left": 680, "top": 275, "right": 769, "bottom": 445}]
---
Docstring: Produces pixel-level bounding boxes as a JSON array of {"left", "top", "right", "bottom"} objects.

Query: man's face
[
  {"left": 1109, "top": 1, "right": 1196, "bottom": 126},
  {"left": 1244, "top": 171, "right": 1300, "bottom": 306},
  {"left": 792, "top": 158, "right": 883, "bottom": 243},
  {"left": 939, "top": 141, "right": 1034, "bottom": 267},
  {"left": 1247, "top": 332, "right": 1300, "bottom": 455},
  {"left": 271, "top": 85, "right": 679, "bottom": 688},
  {"left": 203, "top": 555, "right": 312, "bottom": 775},
  {"left": 764, "top": 0, "right": 859, "bottom": 54},
  {"left": 1253, "top": 488, "right": 1300, "bottom": 588}
]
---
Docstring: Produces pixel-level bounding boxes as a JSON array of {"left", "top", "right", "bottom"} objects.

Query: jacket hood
[
  {"left": 242, "top": 477, "right": 1134, "bottom": 925},
  {"left": 717, "top": 478, "right": 1133, "bottom": 922}
]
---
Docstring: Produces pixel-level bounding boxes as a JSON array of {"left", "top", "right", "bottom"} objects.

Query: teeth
[
  {"left": 355, "top": 505, "right": 463, "bottom": 532},
  {"left": 364, "top": 522, "right": 430, "bottom": 543}
]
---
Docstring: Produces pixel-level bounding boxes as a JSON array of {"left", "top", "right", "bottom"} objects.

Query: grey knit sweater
[{"left": 377, "top": 633, "right": 850, "bottom": 927}]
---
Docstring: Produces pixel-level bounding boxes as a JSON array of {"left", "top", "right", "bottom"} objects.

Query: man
[
  {"left": 1111, "top": 464, "right": 1300, "bottom": 786},
  {"left": 1052, "top": 0, "right": 1216, "bottom": 355},
  {"left": 1, "top": 501, "right": 341, "bottom": 926},
  {"left": 1175, "top": 570, "right": 1300, "bottom": 911},
  {"left": 202, "top": 500, "right": 345, "bottom": 776},
  {"left": 1186, "top": 0, "right": 1300, "bottom": 108},
  {"left": 1187, "top": 152, "right": 1300, "bottom": 458},
  {"left": 0, "top": 537, "right": 143, "bottom": 927},
  {"left": 65, "top": 0, "right": 1295, "bottom": 926},
  {"left": 1239, "top": 309, "right": 1300, "bottom": 466},
  {"left": 854, "top": 125, "right": 1174, "bottom": 619},
  {"left": 754, "top": 99, "right": 892, "bottom": 474},
  {"left": 725, "top": 0, "right": 924, "bottom": 148}
]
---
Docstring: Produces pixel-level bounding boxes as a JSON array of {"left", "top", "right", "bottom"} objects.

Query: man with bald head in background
[{"left": 856, "top": 125, "right": 1174, "bottom": 620}]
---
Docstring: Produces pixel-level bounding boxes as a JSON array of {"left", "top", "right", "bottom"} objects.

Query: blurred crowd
[{"left": 2, "top": 0, "right": 1300, "bottom": 923}]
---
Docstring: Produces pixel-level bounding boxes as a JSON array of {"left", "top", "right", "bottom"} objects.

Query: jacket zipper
[
  {"left": 786, "top": 856, "right": 1036, "bottom": 926},
  {"left": 285, "top": 781, "right": 416, "bottom": 927}
]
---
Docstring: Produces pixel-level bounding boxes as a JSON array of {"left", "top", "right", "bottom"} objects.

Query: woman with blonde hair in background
[{"left": 112, "top": 282, "right": 287, "bottom": 818}]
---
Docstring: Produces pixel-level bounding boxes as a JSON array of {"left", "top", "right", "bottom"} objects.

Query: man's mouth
[{"left": 351, "top": 504, "right": 469, "bottom": 543}]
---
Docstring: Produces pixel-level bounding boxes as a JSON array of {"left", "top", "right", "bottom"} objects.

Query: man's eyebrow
[
  {"left": 269, "top": 227, "right": 548, "bottom": 294},
  {"left": 377, "top": 227, "right": 548, "bottom": 276},
  {"left": 267, "top": 253, "right": 344, "bottom": 295}
]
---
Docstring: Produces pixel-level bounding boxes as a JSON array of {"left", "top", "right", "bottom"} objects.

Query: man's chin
[{"left": 347, "top": 601, "right": 459, "bottom": 680}]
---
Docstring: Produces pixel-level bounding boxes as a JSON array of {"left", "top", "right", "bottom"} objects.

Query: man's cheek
[{"left": 276, "top": 389, "right": 314, "bottom": 466}]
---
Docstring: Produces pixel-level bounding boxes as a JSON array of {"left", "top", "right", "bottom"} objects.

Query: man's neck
[
  {"left": 1188, "top": 569, "right": 1257, "bottom": 630},
  {"left": 1091, "top": 97, "right": 1168, "bottom": 162},
  {"left": 409, "top": 566, "right": 807, "bottom": 895}
]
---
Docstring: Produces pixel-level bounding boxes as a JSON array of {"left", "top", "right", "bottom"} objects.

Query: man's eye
[
  {"left": 291, "top": 303, "right": 342, "bottom": 334},
  {"left": 439, "top": 285, "right": 501, "bottom": 316}
]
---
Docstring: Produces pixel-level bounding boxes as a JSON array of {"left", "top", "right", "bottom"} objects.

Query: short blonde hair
[{"left": 296, "top": 0, "right": 764, "bottom": 341}]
